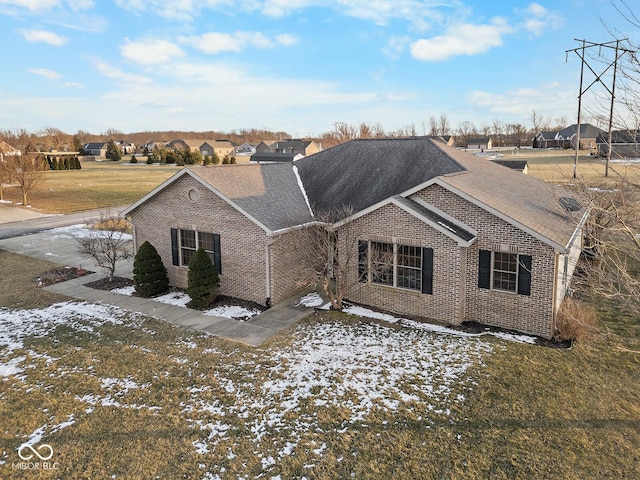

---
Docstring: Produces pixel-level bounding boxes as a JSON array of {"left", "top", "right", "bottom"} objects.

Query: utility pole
[{"left": 566, "top": 39, "right": 635, "bottom": 178}]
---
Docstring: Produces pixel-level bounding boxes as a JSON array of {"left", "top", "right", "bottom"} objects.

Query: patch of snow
[
  {"left": 204, "top": 305, "right": 261, "bottom": 320},
  {"left": 342, "top": 303, "right": 538, "bottom": 345},
  {"left": 47, "top": 224, "right": 132, "bottom": 241},
  {"left": 343, "top": 305, "right": 401, "bottom": 323},
  {"left": 111, "top": 285, "right": 135, "bottom": 295},
  {"left": 0, "top": 199, "right": 12, "bottom": 204},
  {"left": 297, "top": 292, "right": 330, "bottom": 310},
  {"left": 153, "top": 291, "right": 191, "bottom": 307},
  {"left": 0, "top": 356, "right": 25, "bottom": 377},
  {"left": 292, "top": 164, "right": 313, "bottom": 216}
]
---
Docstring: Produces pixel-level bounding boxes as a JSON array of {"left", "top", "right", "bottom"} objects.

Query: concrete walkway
[
  {"left": 43, "top": 273, "right": 310, "bottom": 346},
  {"left": 0, "top": 211, "right": 314, "bottom": 346}
]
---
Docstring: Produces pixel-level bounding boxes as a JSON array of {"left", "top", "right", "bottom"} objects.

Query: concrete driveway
[{"left": 0, "top": 205, "right": 133, "bottom": 277}]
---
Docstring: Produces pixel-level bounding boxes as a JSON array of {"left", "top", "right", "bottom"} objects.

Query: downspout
[
  {"left": 265, "top": 239, "right": 272, "bottom": 308},
  {"left": 551, "top": 252, "right": 560, "bottom": 331}
]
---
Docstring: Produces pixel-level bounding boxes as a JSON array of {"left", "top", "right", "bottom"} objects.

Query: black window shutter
[
  {"left": 517, "top": 255, "right": 532, "bottom": 296},
  {"left": 358, "top": 240, "right": 368, "bottom": 282},
  {"left": 170, "top": 228, "right": 179, "bottom": 265},
  {"left": 478, "top": 250, "right": 491, "bottom": 289},
  {"left": 213, "top": 234, "right": 222, "bottom": 274},
  {"left": 421, "top": 247, "right": 434, "bottom": 294}
]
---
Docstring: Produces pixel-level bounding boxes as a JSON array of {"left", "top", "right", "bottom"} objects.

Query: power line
[{"left": 565, "top": 38, "right": 635, "bottom": 177}]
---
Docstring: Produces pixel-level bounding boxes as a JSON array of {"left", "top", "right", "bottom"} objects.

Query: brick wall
[
  {"left": 414, "top": 185, "right": 557, "bottom": 338},
  {"left": 129, "top": 174, "right": 269, "bottom": 305},
  {"left": 343, "top": 203, "right": 465, "bottom": 324}
]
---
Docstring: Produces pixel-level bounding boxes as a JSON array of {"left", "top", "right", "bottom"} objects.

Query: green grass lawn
[
  {"left": 1, "top": 160, "right": 179, "bottom": 214},
  {"left": 1, "top": 252, "right": 638, "bottom": 479}
]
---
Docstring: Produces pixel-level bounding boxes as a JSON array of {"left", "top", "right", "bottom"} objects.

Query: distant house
[
  {"left": 465, "top": 137, "right": 492, "bottom": 150},
  {"left": 83, "top": 142, "right": 108, "bottom": 156},
  {"left": 123, "top": 137, "right": 589, "bottom": 339},
  {"left": 200, "top": 140, "right": 236, "bottom": 158},
  {"left": 534, "top": 124, "right": 606, "bottom": 150},
  {"left": 596, "top": 130, "right": 640, "bottom": 158},
  {"left": 249, "top": 152, "right": 304, "bottom": 164},
  {"left": 236, "top": 142, "right": 257, "bottom": 156},
  {"left": 0, "top": 141, "right": 19, "bottom": 162},
  {"left": 533, "top": 131, "right": 560, "bottom": 149},
  {"left": 270, "top": 139, "right": 321, "bottom": 156},
  {"left": 167, "top": 139, "right": 204, "bottom": 153},
  {"left": 255, "top": 141, "right": 277, "bottom": 153}
]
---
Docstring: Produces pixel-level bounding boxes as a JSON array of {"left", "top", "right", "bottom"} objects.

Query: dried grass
[{"left": 554, "top": 297, "right": 599, "bottom": 343}]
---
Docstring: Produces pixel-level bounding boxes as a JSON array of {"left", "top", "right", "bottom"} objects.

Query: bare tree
[
  {"left": 571, "top": 174, "right": 640, "bottom": 315},
  {"left": 438, "top": 114, "right": 451, "bottom": 136},
  {"left": 77, "top": 212, "right": 133, "bottom": 282},
  {"left": 284, "top": 206, "right": 392, "bottom": 310}
]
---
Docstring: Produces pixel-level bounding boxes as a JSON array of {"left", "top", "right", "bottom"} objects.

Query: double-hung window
[
  {"left": 171, "top": 228, "right": 221, "bottom": 273},
  {"left": 359, "top": 240, "right": 433, "bottom": 294},
  {"left": 478, "top": 250, "right": 531, "bottom": 295}
]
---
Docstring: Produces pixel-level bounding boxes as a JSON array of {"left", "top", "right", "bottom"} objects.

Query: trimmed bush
[
  {"left": 133, "top": 241, "right": 169, "bottom": 297},
  {"left": 187, "top": 247, "right": 219, "bottom": 309}
]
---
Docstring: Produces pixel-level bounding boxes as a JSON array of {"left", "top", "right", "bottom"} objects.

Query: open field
[
  {"left": 501, "top": 150, "right": 640, "bottom": 184},
  {"left": 1, "top": 161, "right": 179, "bottom": 214},
  {"left": 1, "top": 251, "right": 639, "bottom": 479},
  {"left": 1, "top": 150, "right": 639, "bottom": 216}
]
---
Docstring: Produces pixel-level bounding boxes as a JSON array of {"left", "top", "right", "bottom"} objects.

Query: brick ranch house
[{"left": 121, "top": 137, "right": 589, "bottom": 339}]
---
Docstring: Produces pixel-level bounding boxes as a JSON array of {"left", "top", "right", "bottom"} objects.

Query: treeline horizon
[{"left": 1, "top": 112, "right": 594, "bottom": 152}]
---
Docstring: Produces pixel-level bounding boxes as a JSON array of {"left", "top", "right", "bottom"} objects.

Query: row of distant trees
[{"left": 0, "top": 110, "right": 585, "bottom": 157}]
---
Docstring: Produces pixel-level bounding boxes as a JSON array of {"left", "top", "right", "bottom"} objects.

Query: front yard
[{"left": 1, "top": 250, "right": 639, "bottom": 479}]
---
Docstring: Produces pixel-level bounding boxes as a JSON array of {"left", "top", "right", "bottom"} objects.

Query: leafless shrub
[
  {"left": 554, "top": 298, "right": 599, "bottom": 344},
  {"left": 77, "top": 211, "right": 132, "bottom": 282}
]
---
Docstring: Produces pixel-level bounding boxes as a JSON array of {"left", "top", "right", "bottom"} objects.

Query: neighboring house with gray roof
[
  {"left": 122, "top": 137, "right": 588, "bottom": 339},
  {"left": 82, "top": 142, "right": 108, "bottom": 156},
  {"left": 534, "top": 124, "right": 606, "bottom": 150},
  {"left": 249, "top": 152, "right": 304, "bottom": 163},
  {"left": 596, "top": 130, "right": 640, "bottom": 158}
]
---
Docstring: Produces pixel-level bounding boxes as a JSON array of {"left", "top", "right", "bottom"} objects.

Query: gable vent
[
  {"left": 493, "top": 244, "right": 519, "bottom": 253},
  {"left": 559, "top": 196, "right": 582, "bottom": 212}
]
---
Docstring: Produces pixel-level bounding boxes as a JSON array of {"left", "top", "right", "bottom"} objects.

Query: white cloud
[
  {"left": 114, "top": 0, "right": 234, "bottom": 22},
  {"left": 0, "top": 0, "right": 59, "bottom": 10},
  {"left": 466, "top": 83, "right": 575, "bottom": 118},
  {"left": 182, "top": 31, "right": 298, "bottom": 54},
  {"left": 382, "top": 36, "right": 410, "bottom": 59},
  {"left": 0, "top": 0, "right": 92, "bottom": 11},
  {"left": 109, "top": 0, "right": 462, "bottom": 31},
  {"left": 63, "top": 81, "right": 84, "bottom": 88},
  {"left": 90, "top": 58, "right": 152, "bottom": 84},
  {"left": 28, "top": 68, "right": 62, "bottom": 79},
  {"left": 410, "top": 18, "right": 514, "bottom": 61},
  {"left": 120, "top": 38, "right": 184, "bottom": 65},
  {"left": 20, "top": 28, "right": 68, "bottom": 46},
  {"left": 519, "top": 2, "right": 563, "bottom": 36}
]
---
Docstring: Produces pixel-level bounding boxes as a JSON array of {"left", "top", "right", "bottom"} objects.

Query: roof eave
[{"left": 121, "top": 167, "right": 274, "bottom": 234}]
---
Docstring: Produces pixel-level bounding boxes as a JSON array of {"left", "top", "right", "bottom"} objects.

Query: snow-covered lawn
[{"left": 0, "top": 296, "right": 503, "bottom": 477}]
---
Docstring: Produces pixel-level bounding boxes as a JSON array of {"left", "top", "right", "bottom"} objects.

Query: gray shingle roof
[
  {"left": 295, "top": 138, "right": 465, "bottom": 214},
  {"left": 559, "top": 123, "right": 606, "bottom": 139},
  {"left": 434, "top": 145, "right": 586, "bottom": 251},
  {"left": 250, "top": 152, "right": 299, "bottom": 163},
  {"left": 190, "top": 164, "right": 313, "bottom": 231}
]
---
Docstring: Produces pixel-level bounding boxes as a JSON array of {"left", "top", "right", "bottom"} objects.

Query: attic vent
[
  {"left": 559, "top": 197, "right": 581, "bottom": 212},
  {"left": 493, "top": 244, "right": 519, "bottom": 253}
]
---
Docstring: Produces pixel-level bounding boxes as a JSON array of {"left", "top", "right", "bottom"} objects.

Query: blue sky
[{"left": 0, "top": 0, "right": 636, "bottom": 136}]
